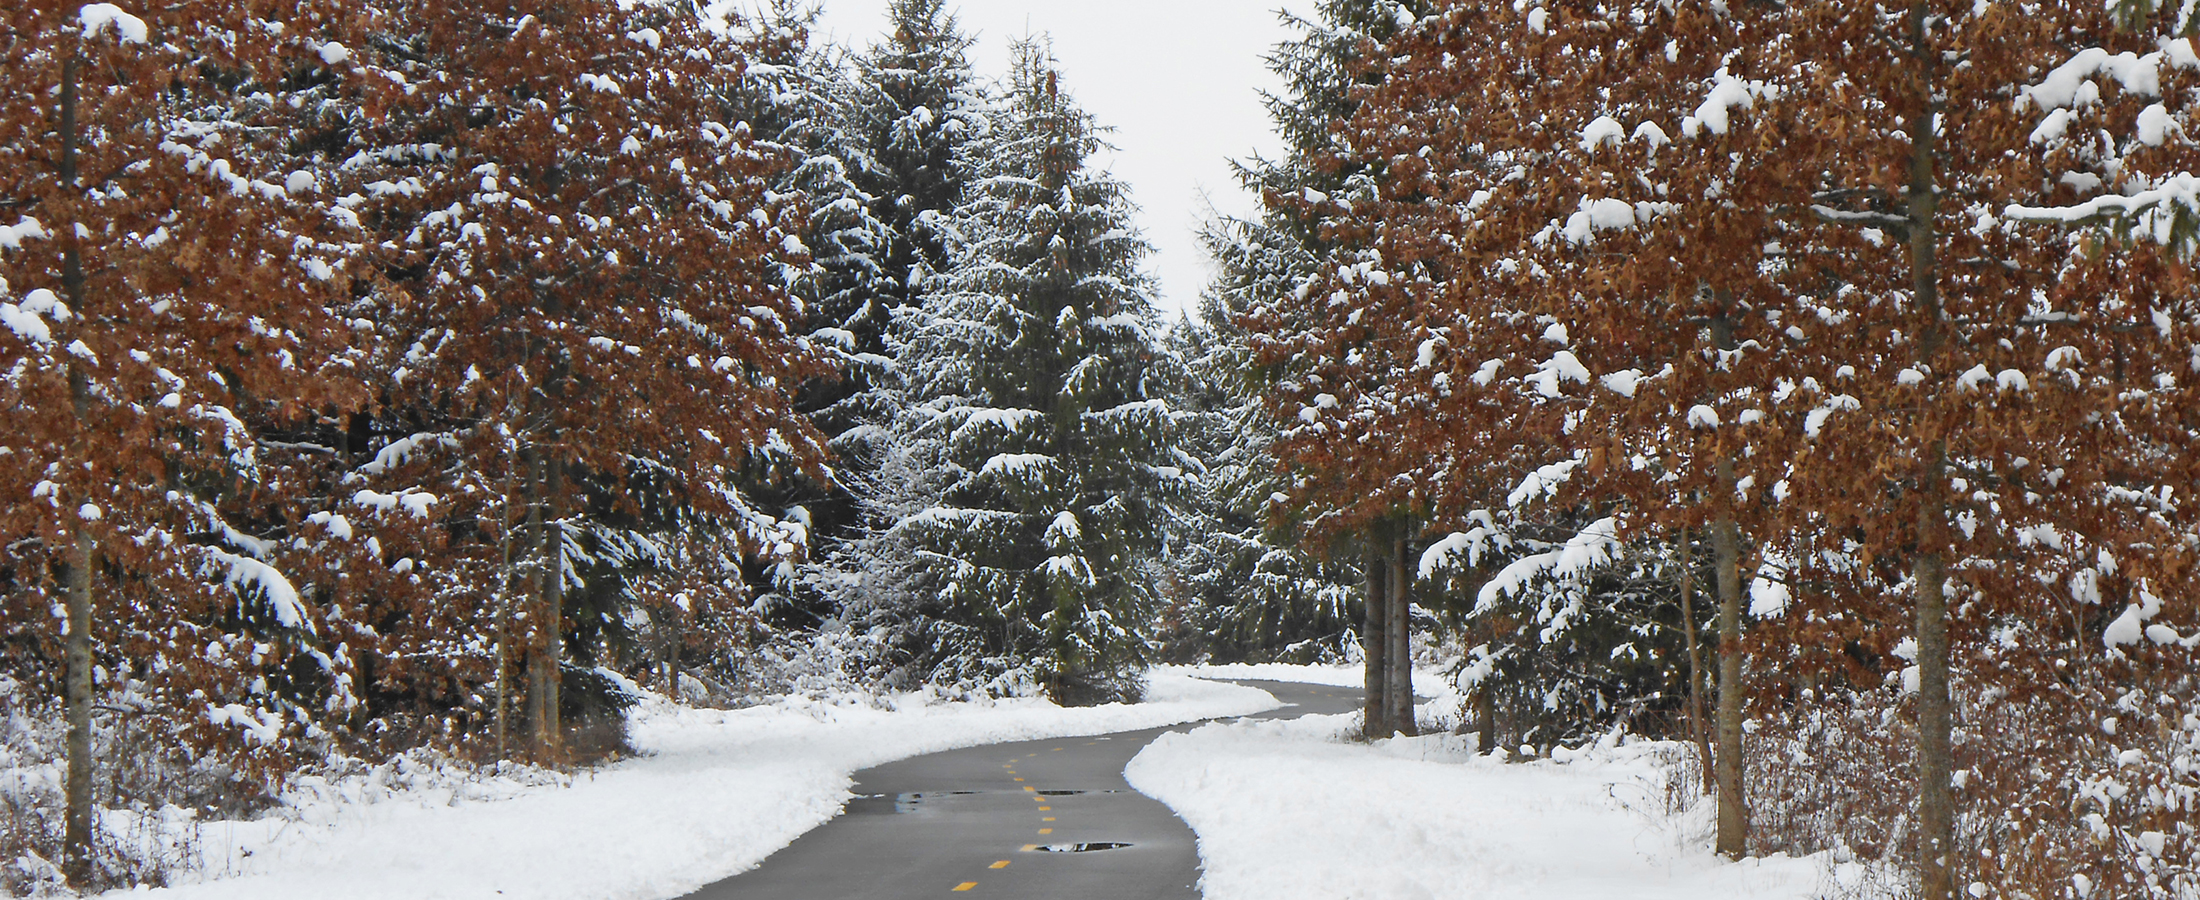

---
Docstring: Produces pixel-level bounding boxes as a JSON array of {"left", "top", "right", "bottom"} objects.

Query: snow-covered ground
[
  {"left": 114, "top": 673, "right": 1279, "bottom": 900},
  {"left": 1167, "top": 661, "right": 1454, "bottom": 698},
  {"left": 1126, "top": 712, "right": 1828, "bottom": 900}
]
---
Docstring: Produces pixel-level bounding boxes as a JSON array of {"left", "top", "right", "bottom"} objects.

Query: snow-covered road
[
  {"left": 116, "top": 673, "right": 1279, "bottom": 900},
  {"left": 110, "top": 665, "right": 1833, "bottom": 900}
]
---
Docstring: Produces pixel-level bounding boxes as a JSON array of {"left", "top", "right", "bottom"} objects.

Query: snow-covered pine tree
[
  {"left": 811, "top": 0, "right": 985, "bottom": 484},
  {"left": 1205, "top": 0, "right": 1433, "bottom": 737},
  {"left": 850, "top": 0, "right": 984, "bottom": 320},
  {"left": 768, "top": 0, "right": 990, "bottom": 687},
  {"left": 1155, "top": 304, "right": 1360, "bottom": 666},
  {"left": 857, "top": 39, "right": 1181, "bottom": 705},
  {"left": 707, "top": 1, "right": 899, "bottom": 641}
]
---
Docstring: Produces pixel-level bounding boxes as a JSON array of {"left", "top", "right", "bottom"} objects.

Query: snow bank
[
  {"left": 1127, "top": 713, "right": 1827, "bottom": 900},
  {"left": 1162, "top": 662, "right": 1453, "bottom": 700},
  {"left": 114, "top": 672, "right": 1277, "bottom": 900}
]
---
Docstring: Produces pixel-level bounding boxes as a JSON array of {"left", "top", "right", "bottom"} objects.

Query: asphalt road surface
[{"left": 682, "top": 679, "right": 1363, "bottom": 900}]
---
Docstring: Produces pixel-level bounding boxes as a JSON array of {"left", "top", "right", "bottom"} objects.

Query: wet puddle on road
[
  {"left": 1027, "top": 842, "right": 1133, "bottom": 853},
  {"left": 853, "top": 788, "right": 1125, "bottom": 814}
]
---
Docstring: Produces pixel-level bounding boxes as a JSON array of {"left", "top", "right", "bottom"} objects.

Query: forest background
[{"left": 4, "top": 1, "right": 2200, "bottom": 900}]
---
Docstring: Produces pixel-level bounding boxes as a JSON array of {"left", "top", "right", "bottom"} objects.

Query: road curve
[{"left": 681, "top": 679, "right": 1362, "bottom": 900}]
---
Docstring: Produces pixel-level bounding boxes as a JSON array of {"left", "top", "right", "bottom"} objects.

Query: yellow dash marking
[
  {"left": 1013, "top": 778, "right": 1024, "bottom": 782},
  {"left": 1043, "top": 817, "right": 1055, "bottom": 822},
  {"left": 953, "top": 883, "right": 977, "bottom": 892},
  {"left": 1052, "top": 747, "right": 1063, "bottom": 751},
  {"left": 1037, "top": 806, "right": 1050, "bottom": 810},
  {"left": 1021, "top": 844, "right": 1038, "bottom": 852},
  {"left": 1022, "top": 786, "right": 1035, "bottom": 792},
  {"left": 989, "top": 860, "right": 1010, "bottom": 869},
  {"left": 1038, "top": 828, "right": 1053, "bottom": 834}
]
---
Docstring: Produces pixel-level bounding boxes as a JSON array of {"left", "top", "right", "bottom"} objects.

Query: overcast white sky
[{"left": 806, "top": 0, "right": 1314, "bottom": 317}]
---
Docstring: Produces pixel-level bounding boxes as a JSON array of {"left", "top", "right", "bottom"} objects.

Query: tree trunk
[
  {"left": 494, "top": 443, "right": 518, "bottom": 759},
  {"left": 63, "top": 528, "right": 94, "bottom": 886},
  {"left": 1676, "top": 525, "right": 1713, "bottom": 795},
  {"left": 1915, "top": 458, "right": 1955, "bottom": 900},
  {"left": 56, "top": 54, "right": 98, "bottom": 889},
  {"left": 1361, "top": 527, "right": 1390, "bottom": 740},
  {"left": 529, "top": 452, "right": 566, "bottom": 760},
  {"left": 1903, "top": 4, "right": 1954, "bottom": 894},
  {"left": 1475, "top": 676, "right": 1497, "bottom": 756},
  {"left": 1711, "top": 491, "right": 1749, "bottom": 859},
  {"left": 1386, "top": 529, "right": 1414, "bottom": 737}
]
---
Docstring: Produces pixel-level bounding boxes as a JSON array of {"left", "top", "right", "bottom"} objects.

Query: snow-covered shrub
[{"left": 1734, "top": 653, "right": 2199, "bottom": 900}]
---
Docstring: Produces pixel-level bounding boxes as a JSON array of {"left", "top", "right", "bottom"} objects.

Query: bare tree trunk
[
  {"left": 1712, "top": 460, "right": 1749, "bottom": 859},
  {"left": 530, "top": 452, "right": 566, "bottom": 760},
  {"left": 1475, "top": 676, "right": 1497, "bottom": 755},
  {"left": 1676, "top": 525, "right": 1713, "bottom": 795},
  {"left": 1903, "top": 4, "right": 1953, "bottom": 894},
  {"left": 1386, "top": 529, "right": 1414, "bottom": 737},
  {"left": 520, "top": 442, "right": 546, "bottom": 757},
  {"left": 56, "top": 54, "right": 98, "bottom": 889},
  {"left": 1916, "top": 456, "right": 1955, "bottom": 900},
  {"left": 63, "top": 528, "right": 94, "bottom": 885},
  {"left": 494, "top": 438, "right": 519, "bottom": 759},
  {"left": 1361, "top": 526, "right": 1390, "bottom": 740}
]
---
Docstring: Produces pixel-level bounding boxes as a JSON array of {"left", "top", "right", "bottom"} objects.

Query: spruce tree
[
  {"left": 1202, "top": 0, "right": 1432, "bottom": 735},
  {"left": 859, "top": 39, "right": 1180, "bottom": 705}
]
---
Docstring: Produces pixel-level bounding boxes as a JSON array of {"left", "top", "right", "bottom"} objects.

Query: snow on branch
[
  {"left": 2021, "top": 44, "right": 2191, "bottom": 113},
  {"left": 205, "top": 548, "right": 313, "bottom": 632},
  {"left": 1418, "top": 511, "right": 1509, "bottom": 580},
  {"left": 0, "top": 217, "right": 48, "bottom": 250},
  {"left": 1682, "top": 68, "right": 1779, "bottom": 138},
  {"left": 2005, "top": 174, "right": 2200, "bottom": 250},
  {"left": 1507, "top": 457, "right": 1581, "bottom": 508},
  {"left": 78, "top": 4, "right": 149, "bottom": 44},
  {"left": 1475, "top": 517, "right": 1620, "bottom": 614},
  {"left": 2, "top": 288, "right": 67, "bottom": 344},
  {"left": 353, "top": 488, "right": 438, "bottom": 518}
]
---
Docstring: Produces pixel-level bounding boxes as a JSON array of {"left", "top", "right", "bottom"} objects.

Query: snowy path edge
[{"left": 109, "top": 672, "right": 1279, "bottom": 900}]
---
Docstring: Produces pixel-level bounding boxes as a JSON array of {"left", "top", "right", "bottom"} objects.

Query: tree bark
[
  {"left": 1915, "top": 455, "right": 1955, "bottom": 900},
  {"left": 1675, "top": 525, "right": 1714, "bottom": 795},
  {"left": 1903, "top": 3, "right": 1954, "bottom": 894},
  {"left": 57, "top": 53, "right": 98, "bottom": 889},
  {"left": 529, "top": 451, "right": 566, "bottom": 760},
  {"left": 1386, "top": 528, "right": 1414, "bottom": 737},
  {"left": 63, "top": 527, "right": 94, "bottom": 885},
  {"left": 1475, "top": 675, "right": 1497, "bottom": 755},
  {"left": 1361, "top": 526, "right": 1390, "bottom": 740},
  {"left": 1711, "top": 484, "right": 1749, "bottom": 858},
  {"left": 495, "top": 442, "right": 518, "bottom": 759}
]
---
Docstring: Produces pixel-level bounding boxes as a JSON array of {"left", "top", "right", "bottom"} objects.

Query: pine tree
[
  {"left": 856, "top": 39, "right": 1182, "bottom": 705},
  {"left": 851, "top": 0, "right": 984, "bottom": 319},
  {"left": 1154, "top": 313, "right": 1360, "bottom": 665},
  {"left": 1207, "top": 0, "right": 1434, "bottom": 738}
]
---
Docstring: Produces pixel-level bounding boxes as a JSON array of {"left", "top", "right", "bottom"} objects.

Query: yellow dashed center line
[
  {"left": 1038, "top": 828, "right": 1053, "bottom": 834},
  {"left": 1020, "top": 844, "right": 1038, "bottom": 852},
  {"left": 1037, "top": 806, "right": 1050, "bottom": 811},
  {"left": 1022, "top": 786, "right": 1035, "bottom": 792},
  {"left": 989, "top": 860, "right": 1010, "bottom": 869},
  {"left": 1042, "top": 816, "right": 1055, "bottom": 821},
  {"left": 953, "top": 882, "right": 977, "bottom": 892},
  {"left": 1013, "top": 778, "right": 1023, "bottom": 782}
]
